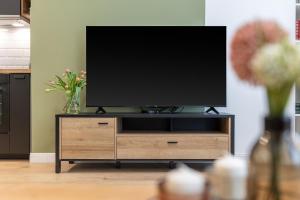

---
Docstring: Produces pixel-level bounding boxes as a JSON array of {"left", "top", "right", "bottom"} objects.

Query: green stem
[
  {"left": 267, "top": 84, "right": 293, "bottom": 118},
  {"left": 266, "top": 84, "right": 291, "bottom": 200},
  {"left": 64, "top": 87, "right": 81, "bottom": 114}
]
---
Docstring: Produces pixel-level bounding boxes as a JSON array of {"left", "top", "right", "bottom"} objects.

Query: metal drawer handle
[
  {"left": 167, "top": 141, "right": 178, "bottom": 144},
  {"left": 98, "top": 122, "right": 109, "bottom": 125}
]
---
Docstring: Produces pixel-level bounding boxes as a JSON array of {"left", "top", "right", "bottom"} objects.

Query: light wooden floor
[
  {"left": 0, "top": 160, "right": 169, "bottom": 184},
  {"left": 0, "top": 160, "right": 206, "bottom": 200}
]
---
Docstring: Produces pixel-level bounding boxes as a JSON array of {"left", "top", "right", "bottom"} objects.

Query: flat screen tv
[{"left": 86, "top": 26, "right": 226, "bottom": 107}]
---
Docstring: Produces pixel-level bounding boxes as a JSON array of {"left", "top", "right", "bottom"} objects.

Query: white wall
[
  {"left": 206, "top": 0, "right": 295, "bottom": 156},
  {"left": 0, "top": 27, "right": 30, "bottom": 67}
]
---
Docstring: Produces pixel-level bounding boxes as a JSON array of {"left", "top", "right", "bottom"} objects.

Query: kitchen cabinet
[
  {"left": 0, "top": 74, "right": 30, "bottom": 158},
  {"left": 0, "top": 0, "right": 20, "bottom": 16},
  {"left": 21, "top": 0, "right": 30, "bottom": 22},
  {"left": 0, "top": 75, "right": 10, "bottom": 154},
  {"left": 9, "top": 74, "right": 30, "bottom": 155},
  {"left": 0, "top": 0, "right": 30, "bottom": 23}
]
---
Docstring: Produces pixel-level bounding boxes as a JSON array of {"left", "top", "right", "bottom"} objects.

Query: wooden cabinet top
[{"left": 56, "top": 112, "right": 235, "bottom": 118}]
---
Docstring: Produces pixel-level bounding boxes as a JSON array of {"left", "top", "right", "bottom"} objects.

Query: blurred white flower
[{"left": 252, "top": 39, "right": 300, "bottom": 89}]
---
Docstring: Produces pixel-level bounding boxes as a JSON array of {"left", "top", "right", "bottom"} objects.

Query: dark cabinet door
[
  {"left": 0, "top": 75, "right": 10, "bottom": 154},
  {"left": 0, "top": 75, "right": 10, "bottom": 133},
  {"left": 9, "top": 74, "right": 30, "bottom": 154},
  {"left": 0, "top": 134, "right": 9, "bottom": 153},
  {"left": 0, "top": 0, "right": 20, "bottom": 15}
]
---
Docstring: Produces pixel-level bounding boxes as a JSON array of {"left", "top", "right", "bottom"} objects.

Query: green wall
[{"left": 31, "top": 0, "right": 205, "bottom": 153}]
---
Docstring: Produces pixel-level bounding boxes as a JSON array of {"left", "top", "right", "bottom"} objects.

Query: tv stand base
[
  {"left": 55, "top": 113, "right": 234, "bottom": 173},
  {"left": 206, "top": 107, "right": 219, "bottom": 114}
]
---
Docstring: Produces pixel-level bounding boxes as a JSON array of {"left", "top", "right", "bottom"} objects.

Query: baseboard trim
[{"left": 30, "top": 153, "right": 55, "bottom": 163}]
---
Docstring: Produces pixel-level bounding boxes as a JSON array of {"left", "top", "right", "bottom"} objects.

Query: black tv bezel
[{"left": 86, "top": 26, "right": 227, "bottom": 108}]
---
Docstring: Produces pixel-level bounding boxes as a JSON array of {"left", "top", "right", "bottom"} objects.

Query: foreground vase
[
  {"left": 247, "top": 117, "right": 300, "bottom": 200},
  {"left": 64, "top": 87, "right": 81, "bottom": 114}
]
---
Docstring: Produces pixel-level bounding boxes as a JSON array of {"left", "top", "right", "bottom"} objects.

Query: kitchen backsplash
[{"left": 0, "top": 28, "right": 30, "bottom": 67}]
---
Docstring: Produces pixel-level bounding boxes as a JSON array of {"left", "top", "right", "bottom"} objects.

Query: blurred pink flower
[{"left": 231, "top": 20, "right": 287, "bottom": 84}]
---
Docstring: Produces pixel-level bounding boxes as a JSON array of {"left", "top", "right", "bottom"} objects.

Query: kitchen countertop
[{"left": 0, "top": 67, "right": 31, "bottom": 74}]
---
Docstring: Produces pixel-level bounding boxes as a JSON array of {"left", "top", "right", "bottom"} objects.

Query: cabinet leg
[
  {"left": 56, "top": 160, "right": 61, "bottom": 173},
  {"left": 169, "top": 161, "right": 176, "bottom": 169},
  {"left": 116, "top": 161, "right": 121, "bottom": 169}
]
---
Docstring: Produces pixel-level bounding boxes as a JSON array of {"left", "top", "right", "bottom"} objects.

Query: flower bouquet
[
  {"left": 45, "top": 69, "right": 86, "bottom": 114},
  {"left": 231, "top": 21, "right": 300, "bottom": 200}
]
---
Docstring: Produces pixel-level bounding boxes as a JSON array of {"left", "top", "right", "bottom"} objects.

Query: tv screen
[{"left": 86, "top": 26, "right": 226, "bottom": 107}]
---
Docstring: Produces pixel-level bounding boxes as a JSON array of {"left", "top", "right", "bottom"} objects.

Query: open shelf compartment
[{"left": 117, "top": 117, "right": 231, "bottom": 135}]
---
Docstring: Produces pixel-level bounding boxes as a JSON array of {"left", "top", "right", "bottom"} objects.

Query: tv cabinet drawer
[
  {"left": 117, "top": 134, "right": 229, "bottom": 160},
  {"left": 61, "top": 118, "right": 115, "bottom": 159}
]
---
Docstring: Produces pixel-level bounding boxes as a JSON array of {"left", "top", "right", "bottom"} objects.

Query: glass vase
[
  {"left": 247, "top": 117, "right": 300, "bottom": 200},
  {"left": 64, "top": 87, "right": 81, "bottom": 114}
]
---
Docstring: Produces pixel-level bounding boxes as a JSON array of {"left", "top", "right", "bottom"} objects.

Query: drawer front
[
  {"left": 117, "top": 135, "right": 229, "bottom": 159},
  {"left": 61, "top": 118, "right": 115, "bottom": 159}
]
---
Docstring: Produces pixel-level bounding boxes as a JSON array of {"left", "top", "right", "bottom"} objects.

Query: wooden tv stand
[{"left": 55, "top": 113, "right": 234, "bottom": 173}]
